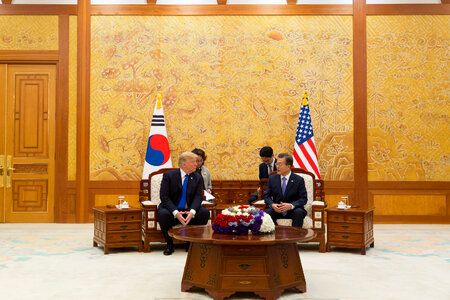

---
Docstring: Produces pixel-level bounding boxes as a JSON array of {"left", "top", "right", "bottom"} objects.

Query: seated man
[
  {"left": 157, "top": 151, "right": 210, "bottom": 255},
  {"left": 264, "top": 153, "right": 307, "bottom": 227},
  {"left": 249, "top": 146, "right": 277, "bottom": 205}
]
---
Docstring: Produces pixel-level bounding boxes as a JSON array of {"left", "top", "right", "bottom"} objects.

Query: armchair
[
  {"left": 139, "top": 168, "right": 214, "bottom": 252},
  {"left": 255, "top": 168, "right": 326, "bottom": 252}
]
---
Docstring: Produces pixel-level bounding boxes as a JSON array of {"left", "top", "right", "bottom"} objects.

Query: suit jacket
[
  {"left": 198, "top": 165, "right": 212, "bottom": 190},
  {"left": 159, "top": 169, "right": 203, "bottom": 214},
  {"left": 263, "top": 173, "right": 307, "bottom": 212},
  {"left": 259, "top": 158, "right": 277, "bottom": 179}
]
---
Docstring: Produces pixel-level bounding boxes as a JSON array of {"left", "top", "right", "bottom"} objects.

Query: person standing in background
[{"left": 192, "top": 148, "right": 212, "bottom": 194}]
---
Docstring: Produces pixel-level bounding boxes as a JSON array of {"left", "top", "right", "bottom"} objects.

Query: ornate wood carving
[
  {"left": 13, "top": 164, "right": 47, "bottom": 174},
  {"left": 14, "top": 74, "right": 49, "bottom": 158},
  {"left": 13, "top": 180, "right": 48, "bottom": 212},
  {"left": 217, "top": 0, "right": 227, "bottom": 5},
  {"left": 2, "top": 0, "right": 13, "bottom": 4}
]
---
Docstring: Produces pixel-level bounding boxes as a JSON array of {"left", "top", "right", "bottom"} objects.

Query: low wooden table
[
  {"left": 326, "top": 206, "right": 374, "bottom": 255},
  {"left": 169, "top": 225, "right": 316, "bottom": 300},
  {"left": 93, "top": 206, "right": 142, "bottom": 254}
]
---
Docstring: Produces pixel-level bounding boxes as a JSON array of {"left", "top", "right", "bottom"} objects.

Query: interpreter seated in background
[
  {"left": 263, "top": 153, "right": 307, "bottom": 228},
  {"left": 248, "top": 146, "right": 278, "bottom": 205},
  {"left": 192, "top": 148, "right": 212, "bottom": 194},
  {"left": 157, "top": 151, "right": 210, "bottom": 256}
]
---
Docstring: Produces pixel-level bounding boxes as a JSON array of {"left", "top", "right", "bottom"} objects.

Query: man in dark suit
[
  {"left": 249, "top": 146, "right": 278, "bottom": 205},
  {"left": 264, "top": 153, "right": 307, "bottom": 227},
  {"left": 258, "top": 146, "right": 277, "bottom": 180},
  {"left": 157, "top": 151, "right": 210, "bottom": 255}
]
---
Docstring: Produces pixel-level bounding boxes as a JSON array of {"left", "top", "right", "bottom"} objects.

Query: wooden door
[{"left": 0, "top": 64, "right": 56, "bottom": 223}]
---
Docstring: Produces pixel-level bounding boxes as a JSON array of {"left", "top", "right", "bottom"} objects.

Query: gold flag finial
[
  {"left": 302, "top": 90, "right": 308, "bottom": 106},
  {"left": 156, "top": 83, "right": 163, "bottom": 109}
]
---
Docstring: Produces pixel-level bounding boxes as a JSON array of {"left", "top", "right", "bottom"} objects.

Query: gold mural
[
  {"left": 367, "top": 16, "right": 450, "bottom": 181},
  {"left": 68, "top": 16, "right": 77, "bottom": 180},
  {"left": 0, "top": 16, "right": 58, "bottom": 50},
  {"left": 90, "top": 16, "right": 353, "bottom": 181}
]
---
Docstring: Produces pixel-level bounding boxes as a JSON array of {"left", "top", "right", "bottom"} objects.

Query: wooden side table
[
  {"left": 93, "top": 206, "right": 143, "bottom": 254},
  {"left": 326, "top": 207, "right": 374, "bottom": 255}
]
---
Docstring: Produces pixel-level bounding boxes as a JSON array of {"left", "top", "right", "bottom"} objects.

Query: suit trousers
[
  {"left": 264, "top": 207, "right": 306, "bottom": 228},
  {"left": 157, "top": 206, "right": 210, "bottom": 244}
]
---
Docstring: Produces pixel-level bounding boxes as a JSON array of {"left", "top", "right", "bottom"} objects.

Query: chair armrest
[
  {"left": 141, "top": 200, "right": 157, "bottom": 207},
  {"left": 202, "top": 201, "right": 216, "bottom": 208},
  {"left": 311, "top": 203, "right": 325, "bottom": 230}
]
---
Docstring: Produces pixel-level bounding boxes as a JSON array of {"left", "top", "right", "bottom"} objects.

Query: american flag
[{"left": 293, "top": 92, "right": 321, "bottom": 179}]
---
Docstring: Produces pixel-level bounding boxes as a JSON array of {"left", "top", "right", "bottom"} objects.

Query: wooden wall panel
[
  {"left": 94, "top": 194, "right": 140, "bottom": 209},
  {"left": 374, "top": 194, "right": 447, "bottom": 216},
  {"left": 90, "top": 5, "right": 353, "bottom": 16}
]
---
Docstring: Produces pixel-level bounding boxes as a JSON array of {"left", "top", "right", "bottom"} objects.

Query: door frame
[
  {"left": 2, "top": 64, "right": 57, "bottom": 222},
  {"left": 0, "top": 49, "right": 69, "bottom": 223}
]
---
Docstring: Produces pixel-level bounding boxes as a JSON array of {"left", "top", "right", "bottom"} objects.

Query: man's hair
[
  {"left": 277, "top": 153, "right": 293, "bottom": 167},
  {"left": 192, "top": 148, "right": 207, "bottom": 161},
  {"left": 259, "top": 146, "right": 273, "bottom": 158},
  {"left": 178, "top": 151, "right": 197, "bottom": 167}
]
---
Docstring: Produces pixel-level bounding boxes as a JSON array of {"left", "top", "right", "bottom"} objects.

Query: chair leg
[
  {"left": 318, "top": 232, "right": 326, "bottom": 253},
  {"left": 143, "top": 234, "right": 150, "bottom": 253}
]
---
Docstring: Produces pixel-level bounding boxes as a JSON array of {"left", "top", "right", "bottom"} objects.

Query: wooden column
[
  {"left": 77, "top": 0, "right": 91, "bottom": 222},
  {"left": 353, "top": 0, "right": 368, "bottom": 209},
  {"left": 55, "top": 15, "right": 70, "bottom": 223}
]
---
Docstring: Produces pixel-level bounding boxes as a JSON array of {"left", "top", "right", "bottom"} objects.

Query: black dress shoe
[
  {"left": 163, "top": 244, "right": 174, "bottom": 256},
  {"left": 185, "top": 242, "right": 190, "bottom": 252}
]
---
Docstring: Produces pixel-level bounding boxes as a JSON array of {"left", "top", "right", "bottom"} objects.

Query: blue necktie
[
  {"left": 281, "top": 177, "right": 287, "bottom": 216},
  {"left": 178, "top": 174, "right": 188, "bottom": 210}
]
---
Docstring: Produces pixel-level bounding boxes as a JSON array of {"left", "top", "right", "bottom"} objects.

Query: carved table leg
[
  {"left": 295, "top": 283, "right": 307, "bottom": 293},
  {"left": 181, "top": 282, "right": 193, "bottom": 292},
  {"left": 361, "top": 246, "right": 366, "bottom": 255},
  {"left": 93, "top": 240, "right": 98, "bottom": 247},
  {"left": 205, "top": 289, "right": 234, "bottom": 300},
  {"left": 370, "top": 241, "right": 375, "bottom": 248},
  {"left": 255, "top": 290, "right": 283, "bottom": 300}
]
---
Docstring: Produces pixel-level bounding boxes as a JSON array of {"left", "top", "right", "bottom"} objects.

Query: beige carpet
[{"left": 0, "top": 224, "right": 449, "bottom": 300}]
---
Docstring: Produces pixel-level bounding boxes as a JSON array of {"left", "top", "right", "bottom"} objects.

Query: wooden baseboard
[{"left": 374, "top": 215, "right": 450, "bottom": 224}]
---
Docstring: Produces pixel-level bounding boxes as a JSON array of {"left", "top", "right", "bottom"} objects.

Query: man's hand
[
  {"left": 175, "top": 212, "right": 187, "bottom": 226},
  {"left": 271, "top": 203, "right": 283, "bottom": 213},
  {"left": 278, "top": 202, "right": 293, "bottom": 212},
  {"left": 184, "top": 211, "right": 194, "bottom": 225},
  {"left": 176, "top": 211, "right": 194, "bottom": 226}
]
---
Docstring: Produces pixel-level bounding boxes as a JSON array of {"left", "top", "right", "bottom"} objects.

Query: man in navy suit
[
  {"left": 158, "top": 151, "right": 210, "bottom": 255},
  {"left": 264, "top": 153, "right": 307, "bottom": 227}
]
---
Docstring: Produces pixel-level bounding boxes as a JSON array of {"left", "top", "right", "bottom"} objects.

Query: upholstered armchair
[
  {"left": 139, "top": 168, "right": 214, "bottom": 252},
  {"left": 254, "top": 168, "right": 326, "bottom": 252}
]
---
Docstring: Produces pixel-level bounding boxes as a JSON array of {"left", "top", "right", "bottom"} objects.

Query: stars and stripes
[{"left": 293, "top": 92, "right": 321, "bottom": 179}]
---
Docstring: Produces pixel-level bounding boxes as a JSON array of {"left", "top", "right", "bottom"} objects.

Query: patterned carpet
[{"left": 0, "top": 224, "right": 449, "bottom": 300}]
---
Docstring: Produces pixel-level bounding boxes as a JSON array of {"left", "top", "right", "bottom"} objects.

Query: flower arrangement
[{"left": 212, "top": 205, "right": 275, "bottom": 235}]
